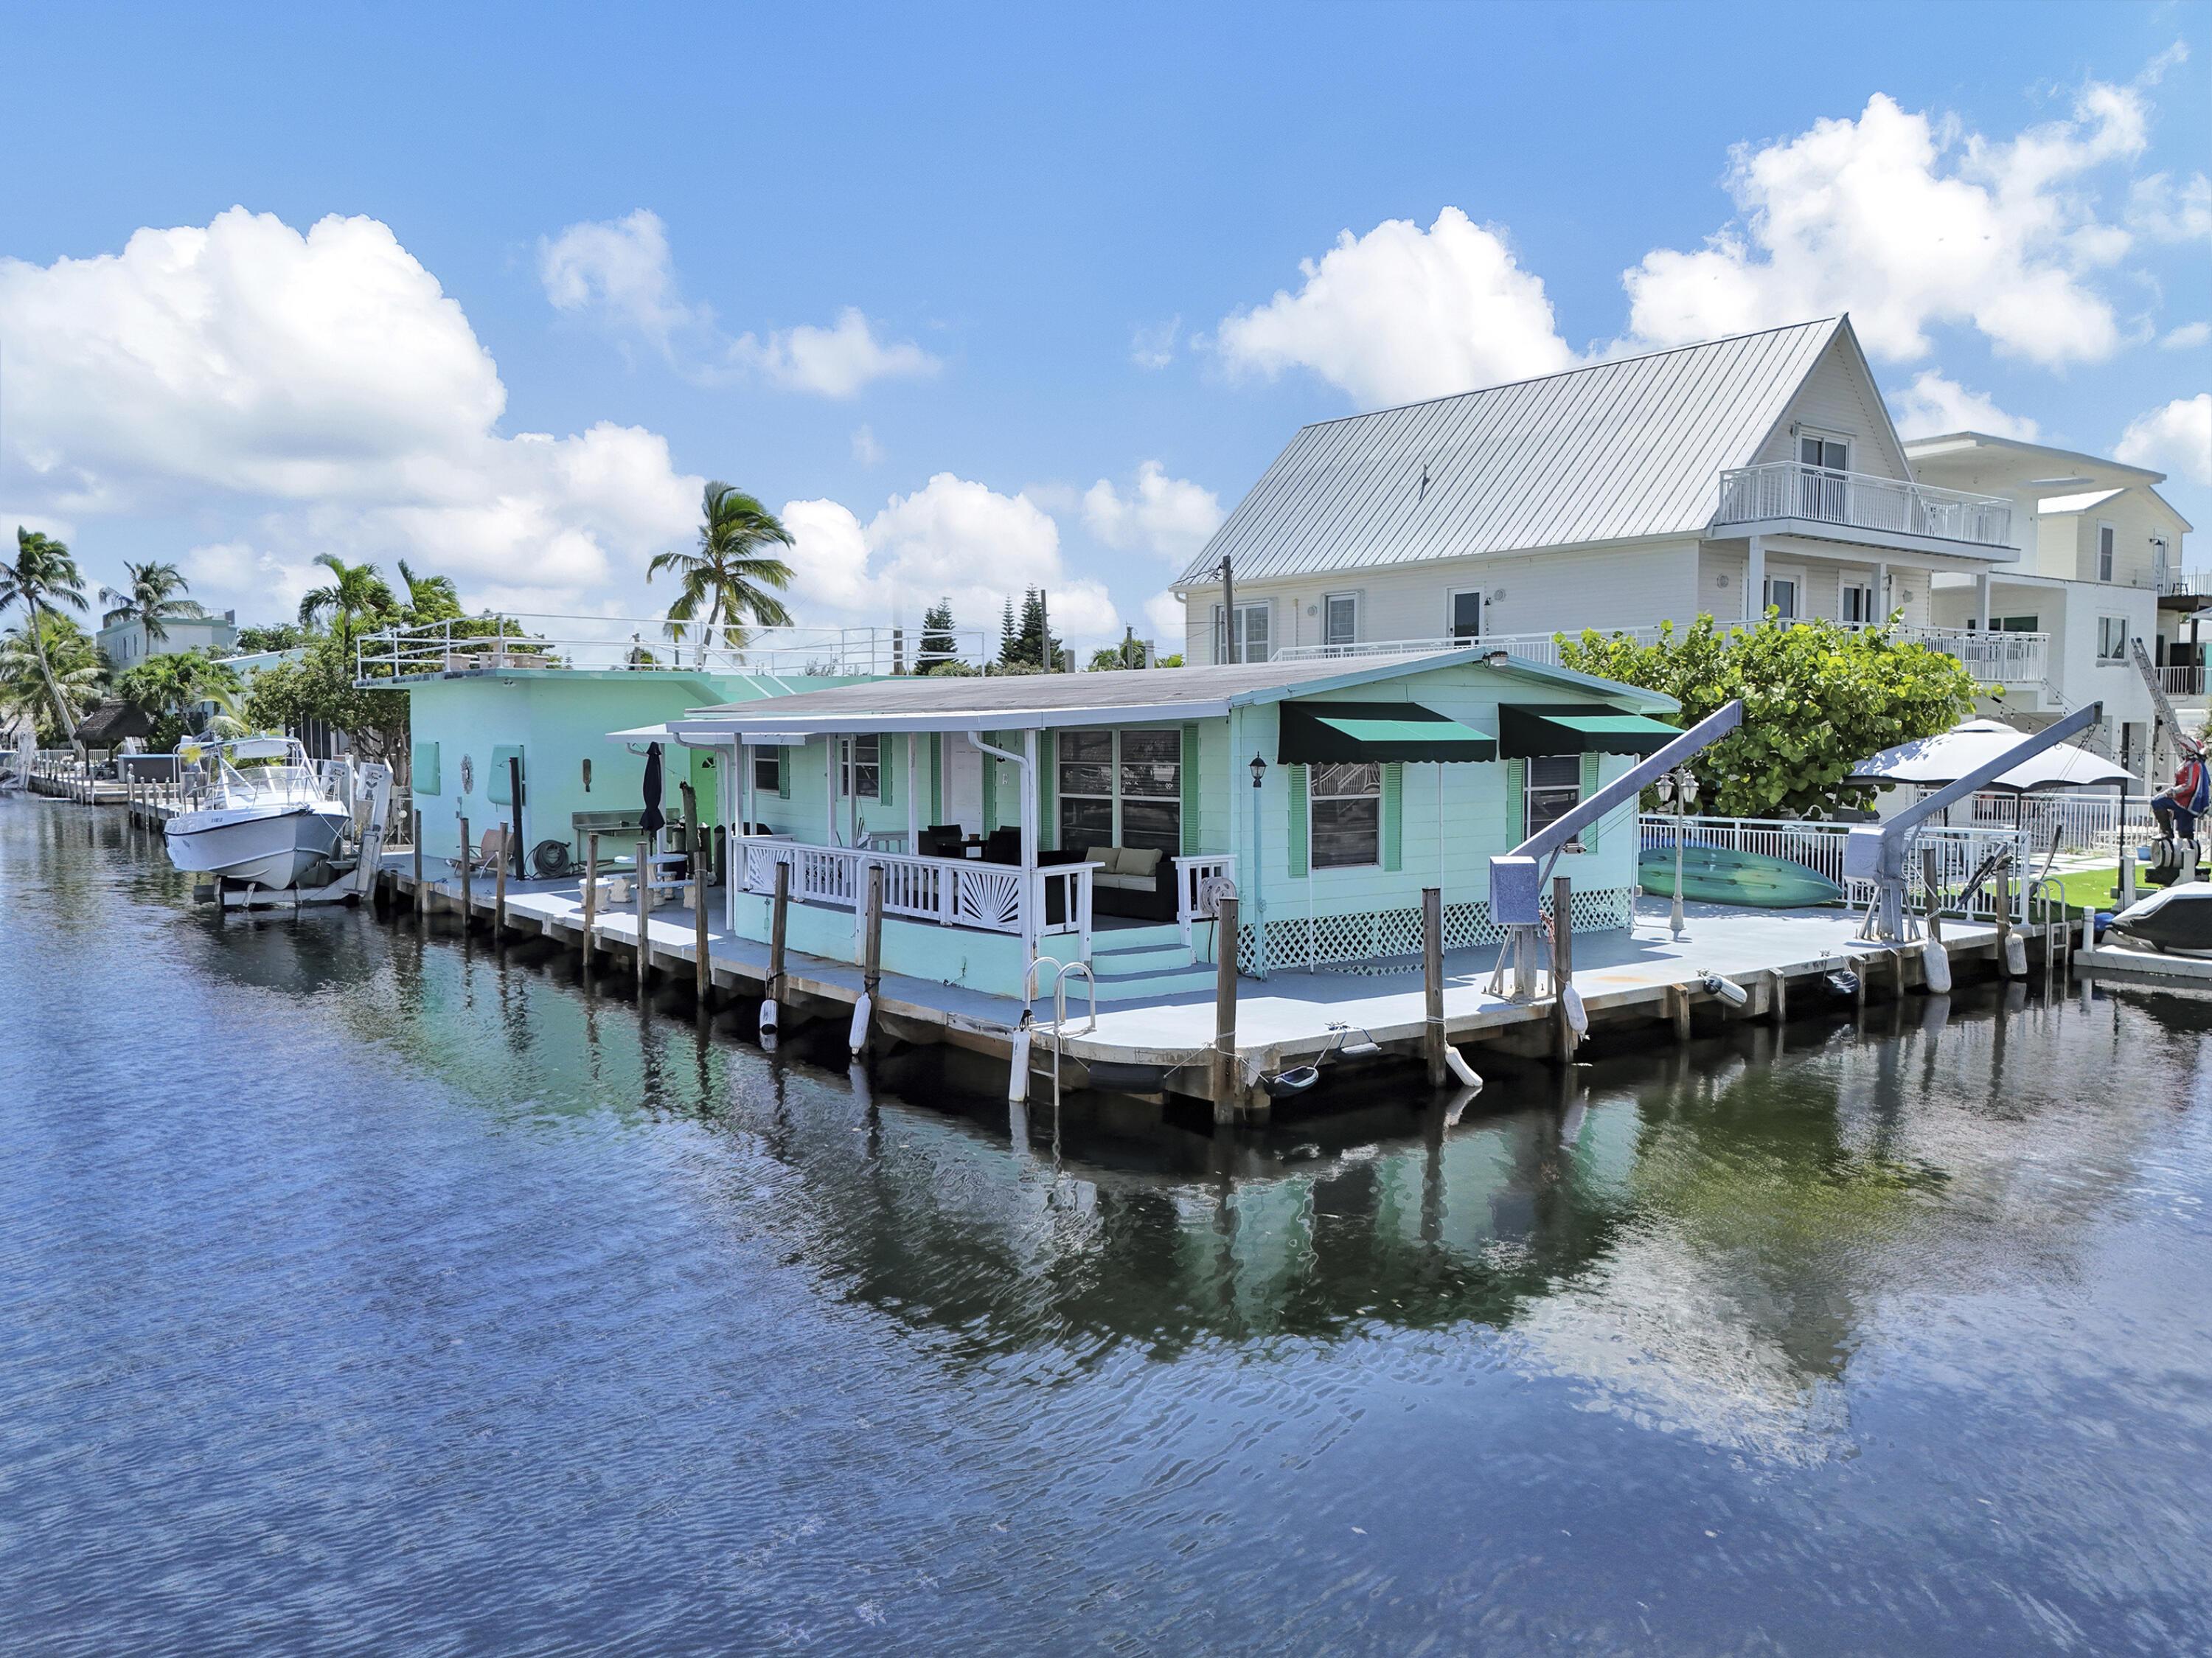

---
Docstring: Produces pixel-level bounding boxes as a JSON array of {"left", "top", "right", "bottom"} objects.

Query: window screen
[
  {"left": 1525, "top": 755, "right": 1583, "bottom": 847},
  {"left": 1058, "top": 729, "right": 1113, "bottom": 851},
  {"left": 1118, "top": 729, "right": 1181, "bottom": 853},
  {"left": 1310, "top": 762, "right": 1381, "bottom": 869}
]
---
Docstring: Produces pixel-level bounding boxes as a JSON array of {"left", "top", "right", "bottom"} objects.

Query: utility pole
[{"left": 1220, "top": 556, "right": 1237, "bottom": 665}]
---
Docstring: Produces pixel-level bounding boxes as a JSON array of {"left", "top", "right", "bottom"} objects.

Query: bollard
[
  {"left": 1211, "top": 895, "right": 1241, "bottom": 1124},
  {"left": 1422, "top": 887, "right": 1446, "bottom": 1086}
]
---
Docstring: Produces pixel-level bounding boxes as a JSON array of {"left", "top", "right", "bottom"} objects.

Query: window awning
[
  {"left": 1277, "top": 701, "right": 1497, "bottom": 764},
  {"left": 1499, "top": 703, "right": 1683, "bottom": 759}
]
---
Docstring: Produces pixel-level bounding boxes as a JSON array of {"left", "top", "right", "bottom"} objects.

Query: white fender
[
  {"left": 849, "top": 992, "right": 872, "bottom": 1056},
  {"left": 1559, "top": 982, "right": 1588, "bottom": 1038},
  {"left": 1921, "top": 939, "right": 1952, "bottom": 994},
  {"left": 1444, "top": 1044, "right": 1481, "bottom": 1088},
  {"left": 1008, "top": 1027, "right": 1032, "bottom": 1104},
  {"left": 2003, "top": 932, "right": 2028, "bottom": 977},
  {"left": 759, "top": 997, "right": 779, "bottom": 1036}
]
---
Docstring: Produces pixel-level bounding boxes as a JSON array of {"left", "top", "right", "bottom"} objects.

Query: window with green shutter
[
  {"left": 778, "top": 746, "right": 791, "bottom": 800},
  {"left": 1036, "top": 730, "right": 1055, "bottom": 849},
  {"left": 1287, "top": 765, "right": 1309, "bottom": 878},
  {"left": 1579, "top": 753, "right": 1601, "bottom": 851},
  {"left": 1382, "top": 762, "right": 1403, "bottom": 872},
  {"left": 1180, "top": 724, "right": 1200, "bottom": 855},
  {"left": 1507, "top": 757, "right": 1526, "bottom": 846}
]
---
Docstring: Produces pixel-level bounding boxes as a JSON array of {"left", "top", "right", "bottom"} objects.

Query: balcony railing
[
  {"left": 1714, "top": 462, "right": 2014, "bottom": 550},
  {"left": 1273, "top": 623, "right": 2047, "bottom": 685},
  {"left": 355, "top": 614, "right": 995, "bottom": 684},
  {"left": 2160, "top": 665, "right": 2207, "bottom": 699},
  {"left": 2157, "top": 569, "right": 2212, "bottom": 599}
]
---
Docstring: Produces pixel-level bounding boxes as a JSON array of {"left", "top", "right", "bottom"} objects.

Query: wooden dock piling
[
  {"left": 1551, "top": 875, "right": 1575, "bottom": 1065},
  {"left": 636, "top": 836, "right": 651, "bottom": 993},
  {"left": 458, "top": 816, "right": 471, "bottom": 929},
  {"left": 861, "top": 863, "right": 885, "bottom": 1052},
  {"left": 695, "top": 856, "right": 714, "bottom": 1005},
  {"left": 768, "top": 859, "right": 790, "bottom": 1002},
  {"left": 494, "top": 831, "right": 509, "bottom": 936},
  {"left": 1212, "top": 895, "right": 1241, "bottom": 1124},
  {"left": 583, "top": 833, "right": 599, "bottom": 966},
  {"left": 1422, "top": 887, "right": 1446, "bottom": 1086}
]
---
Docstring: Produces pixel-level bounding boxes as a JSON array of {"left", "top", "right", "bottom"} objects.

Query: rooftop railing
[
  {"left": 1714, "top": 462, "right": 2015, "bottom": 550},
  {"left": 354, "top": 614, "right": 996, "bottom": 684}
]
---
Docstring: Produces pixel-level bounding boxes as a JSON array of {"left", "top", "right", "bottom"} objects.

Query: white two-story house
[{"left": 1175, "top": 316, "right": 2066, "bottom": 731}]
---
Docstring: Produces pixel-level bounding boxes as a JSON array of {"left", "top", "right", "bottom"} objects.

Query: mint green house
[{"left": 666, "top": 648, "right": 1682, "bottom": 1001}]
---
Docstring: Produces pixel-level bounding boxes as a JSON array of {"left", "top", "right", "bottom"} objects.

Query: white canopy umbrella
[{"left": 1850, "top": 718, "right": 2138, "bottom": 793}]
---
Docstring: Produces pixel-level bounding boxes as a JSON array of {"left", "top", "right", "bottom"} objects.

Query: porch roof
[{"left": 662, "top": 647, "right": 1675, "bottom": 742}]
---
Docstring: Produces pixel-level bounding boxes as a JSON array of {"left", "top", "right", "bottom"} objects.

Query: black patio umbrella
[{"left": 641, "top": 741, "right": 666, "bottom": 839}]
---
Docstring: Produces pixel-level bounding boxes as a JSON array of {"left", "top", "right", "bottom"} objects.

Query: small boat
[
  {"left": 1639, "top": 841, "right": 1844, "bottom": 909},
  {"left": 2107, "top": 881, "right": 2212, "bottom": 955},
  {"left": 164, "top": 736, "right": 355, "bottom": 891}
]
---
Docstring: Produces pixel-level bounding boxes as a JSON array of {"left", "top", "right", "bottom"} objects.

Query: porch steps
[{"left": 1085, "top": 926, "right": 1218, "bottom": 1002}]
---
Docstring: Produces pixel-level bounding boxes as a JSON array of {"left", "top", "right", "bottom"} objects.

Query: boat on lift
[
  {"left": 163, "top": 735, "right": 356, "bottom": 891},
  {"left": 2107, "top": 881, "right": 2212, "bottom": 957}
]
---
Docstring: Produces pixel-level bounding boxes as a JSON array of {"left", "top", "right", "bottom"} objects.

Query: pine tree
[
  {"left": 998, "top": 597, "right": 1020, "bottom": 667},
  {"left": 920, "top": 597, "right": 959, "bottom": 668},
  {"left": 1012, "top": 587, "right": 1064, "bottom": 670}
]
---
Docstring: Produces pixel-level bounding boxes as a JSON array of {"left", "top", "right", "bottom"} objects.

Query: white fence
[
  {"left": 1714, "top": 462, "right": 2015, "bottom": 550},
  {"left": 1639, "top": 813, "right": 2029, "bottom": 923},
  {"left": 1930, "top": 790, "right": 2159, "bottom": 859},
  {"left": 355, "top": 614, "right": 997, "bottom": 682}
]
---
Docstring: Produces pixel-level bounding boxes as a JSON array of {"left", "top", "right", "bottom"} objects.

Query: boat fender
[
  {"left": 1444, "top": 1044, "right": 1482, "bottom": 1089},
  {"left": 1921, "top": 940, "right": 1952, "bottom": 995},
  {"left": 1825, "top": 970, "right": 1860, "bottom": 997},
  {"left": 759, "top": 997, "right": 779, "bottom": 1038},
  {"left": 1008, "top": 1016, "right": 1032, "bottom": 1105},
  {"left": 1261, "top": 1065, "right": 1320, "bottom": 1098},
  {"left": 848, "top": 992, "right": 872, "bottom": 1057},
  {"left": 2003, "top": 932, "right": 2028, "bottom": 977},
  {"left": 1559, "top": 982, "right": 1588, "bottom": 1038},
  {"left": 1700, "top": 972, "right": 1748, "bottom": 1009}
]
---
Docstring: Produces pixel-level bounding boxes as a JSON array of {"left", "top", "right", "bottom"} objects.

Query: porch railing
[
  {"left": 1638, "top": 813, "right": 2028, "bottom": 923},
  {"left": 738, "top": 839, "right": 1095, "bottom": 960},
  {"left": 1273, "top": 623, "right": 2047, "bottom": 684},
  {"left": 1714, "top": 462, "right": 2016, "bottom": 550}
]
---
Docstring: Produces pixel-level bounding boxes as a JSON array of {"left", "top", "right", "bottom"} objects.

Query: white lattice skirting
[{"left": 1231, "top": 887, "right": 1634, "bottom": 976}]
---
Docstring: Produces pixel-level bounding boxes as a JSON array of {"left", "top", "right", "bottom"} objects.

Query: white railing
[
  {"left": 2157, "top": 570, "right": 2212, "bottom": 599},
  {"left": 355, "top": 614, "right": 996, "bottom": 683},
  {"left": 1278, "top": 623, "right": 2045, "bottom": 684},
  {"left": 1172, "top": 853, "right": 1237, "bottom": 951},
  {"left": 1639, "top": 814, "right": 2028, "bottom": 922},
  {"left": 2159, "top": 665, "right": 2206, "bottom": 699},
  {"left": 1927, "top": 790, "right": 2159, "bottom": 859},
  {"left": 1714, "top": 462, "right": 2015, "bottom": 549},
  {"left": 738, "top": 838, "right": 1095, "bottom": 958}
]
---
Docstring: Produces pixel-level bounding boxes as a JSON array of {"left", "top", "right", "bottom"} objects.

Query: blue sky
[{"left": 1, "top": 1, "right": 2206, "bottom": 650}]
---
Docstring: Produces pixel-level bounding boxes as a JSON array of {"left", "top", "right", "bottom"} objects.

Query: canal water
[{"left": 4, "top": 797, "right": 2211, "bottom": 1657}]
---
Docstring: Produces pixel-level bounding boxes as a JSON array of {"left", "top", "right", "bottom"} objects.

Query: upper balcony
[{"left": 1713, "top": 462, "right": 2016, "bottom": 556}]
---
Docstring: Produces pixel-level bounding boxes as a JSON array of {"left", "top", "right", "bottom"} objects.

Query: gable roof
[
  {"left": 1179, "top": 316, "right": 1872, "bottom": 586},
  {"left": 666, "top": 648, "right": 1675, "bottom": 739}
]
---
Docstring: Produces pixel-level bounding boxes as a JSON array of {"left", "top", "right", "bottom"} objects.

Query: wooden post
[
  {"left": 1422, "top": 887, "right": 1446, "bottom": 1086},
  {"left": 1551, "top": 875, "right": 1574, "bottom": 1065},
  {"left": 458, "top": 816, "right": 471, "bottom": 930},
  {"left": 1768, "top": 968, "right": 1787, "bottom": 1026},
  {"left": 861, "top": 862, "right": 885, "bottom": 1052},
  {"left": 411, "top": 808, "right": 423, "bottom": 896},
  {"left": 1211, "top": 895, "right": 1241, "bottom": 1123},
  {"left": 694, "top": 852, "right": 713, "bottom": 1006},
  {"left": 509, "top": 755, "right": 526, "bottom": 882},
  {"left": 1668, "top": 983, "right": 1692, "bottom": 1044},
  {"left": 583, "top": 833, "right": 599, "bottom": 967},
  {"left": 494, "top": 823, "right": 509, "bottom": 936},
  {"left": 768, "top": 859, "right": 790, "bottom": 1003},
  {"left": 636, "top": 836, "right": 651, "bottom": 993}
]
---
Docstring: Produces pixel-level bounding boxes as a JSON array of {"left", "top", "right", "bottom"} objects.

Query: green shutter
[
  {"left": 1037, "top": 730, "right": 1056, "bottom": 850},
  {"left": 1287, "top": 765, "right": 1309, "bottom": 878},
  {"left": 878, "top": 733, "right": 894, "bottom": 806},
  {"left": 411, "top": 740, "right": 440, "bottom": 796},
  {"left": 1580, "top": 753, "right": 1601, "bottom": 851},
  {"left": 1382, "top": 762, "right": 1403, "bottom": 873},
  {"left": 488, "top": 744, "right": 524, "bottom": 805},
  {"left": 1507, "top": 757, "right": 1525, "bottom": 844},
  {"left": 776, "top": 746, "right": 790, "bottom": 800},
  {"left": 1180, "top": 724, "right": 1200, "bottom": 855}
]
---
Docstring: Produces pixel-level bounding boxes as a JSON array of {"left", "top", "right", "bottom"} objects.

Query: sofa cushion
[
  {"left": 1083, "top": 844, "right": 1121, "bottom": 873},
  {"left": 1119, "top": 846, "right": 1164, "bottom": 878},
  {"left": 1094, "top": 872, "right": 1155, "bottom": 892}
]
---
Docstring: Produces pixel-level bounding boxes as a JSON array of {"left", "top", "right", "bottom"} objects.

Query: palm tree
[
  {"left": 648, "top": 482, "right": 795, "bottom": 663},
  {"left": 296, "top": 554, "right": 395, "bottom": 650},
  {"left": 116, "top": 650, "right": 242, "bottom": 729},
  {"left": 114, "top": 560, "right": 207, "bottom": 644},
  {"left": 0, "top": 611, "right": 103, "bottom": 746},
  {"left": 1, "top": 528, "right": 91, "bottom": 744},
  {"left": 395, "top": 559, "right": 462, "bottom": 623}
]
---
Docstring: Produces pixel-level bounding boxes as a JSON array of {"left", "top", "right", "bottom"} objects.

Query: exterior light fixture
[
  {"left": 1249, "top": 752, "right": 1267, "bottom": 788},
  {"left": 1484, "top": 649, "right": 1510, "bottom": 669}
]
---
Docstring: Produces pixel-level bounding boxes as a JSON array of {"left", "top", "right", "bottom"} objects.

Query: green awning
[
  {"left": 1499, "top": 703, "right": 1682, "bottom": 759},
  {"left": 1278, "top": 701, "right": 1497, "bottom": 764}
]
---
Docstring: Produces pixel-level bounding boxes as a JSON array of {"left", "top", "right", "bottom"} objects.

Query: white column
[
  {"left": 1021, "top": 727, "right": 1039, "bottom": 968},
  {"left": 904, "top": 734, "right": 917, "bottom": 850},
  {"left": 1876, "top": 562, "right": 1889, "bottom": 623},
  {"left": 1745, "top": 535, "right": 1765, "bottom": 622},
  {"left": 1975, "top": 571, "right": 1993, "bottom": 631},
  {"left": 824, "top": 737, "right": 838, "bottom": 847}
]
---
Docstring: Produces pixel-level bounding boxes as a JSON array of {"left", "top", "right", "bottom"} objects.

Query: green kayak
[{"left": 1639, "top": 842, "right": 1845, "bottom": 909}]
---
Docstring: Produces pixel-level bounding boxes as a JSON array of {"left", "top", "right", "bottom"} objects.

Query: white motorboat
[{"left": 164, "top": 736, "right": 355, "bottom": 890}]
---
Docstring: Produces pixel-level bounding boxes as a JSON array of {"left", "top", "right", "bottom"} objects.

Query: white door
[{"left": 944, "top": 738, "right": 983, "bottom": 832}]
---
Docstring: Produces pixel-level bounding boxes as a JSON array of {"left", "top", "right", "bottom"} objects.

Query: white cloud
[
  {"left": 1622, "top": 83, "right": 2150, "bottom": 367},
  {"left": 1888, "top": 371, "right": 2040, "bottom": 440},
  {"left": 1143, "top": 589, "right": 1187, "bottom": 646},
  {"left": 780, "top": 474, "right": 1119, "bottom": 648},
  {"left": 2160, "top": 322, "right": 2210, "bottom": 350},
  {"left": 2115, "top": 394, "right": 2212, "bottom": 486},
  {"left": 1215, "top": 207, "right": 1576, "bottom": 409},
  {"left": 0, "top": 207, "right": 702, "bottom": 616},
  {"left": 1081, "top": 462, "right": 1224, "bottom": 562},
  {"left": 540, "top": 209, "right": 939, "bottom": 397},
  {"left": 852, "top": 424, "right": 885, "bottom": 465},
  {"left": 1131, "top": 316, "right": 1180, "bottom": 370},
  {"left": 730, "top": 306, "right": 939, "bottom": 398},
  {"left": 2126, "top": 172, "right": 2212, "bottom": 243},
  {"left": 538, "top": 208, "right": 701, "bottom": 353}
]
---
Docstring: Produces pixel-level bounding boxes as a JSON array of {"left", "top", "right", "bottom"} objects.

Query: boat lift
[
  {"left": 1486, "top": 699, "right": 1747, "bottom": 1000},
  {"left": 214, "top": 761, "right": 396, "bottom": 909},
  {"left": 1843, "top": 701, "right": 2103, "bottom": 942}
]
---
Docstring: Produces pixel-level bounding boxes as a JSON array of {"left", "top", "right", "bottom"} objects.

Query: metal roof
[
  {"left": 667, "top": 650, "right": 1676, "bottom": 739},
  {"left": 1178, "top": 316, "right": 1846, "bottom": 585}
]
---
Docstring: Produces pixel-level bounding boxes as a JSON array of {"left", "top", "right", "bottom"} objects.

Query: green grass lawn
[{"left": 2036, "top": 865, "right": 2195, "bottom": 915}]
